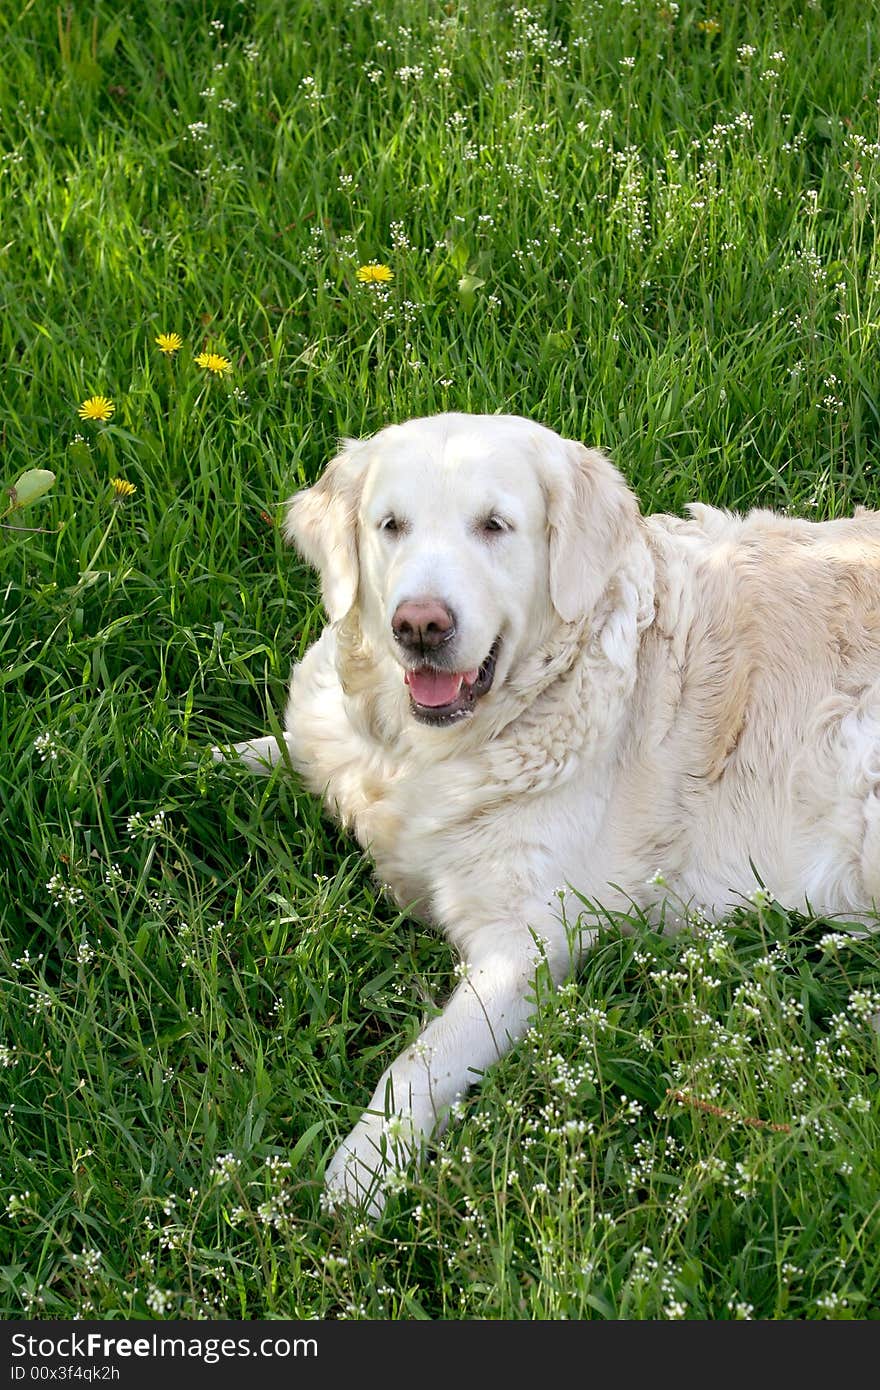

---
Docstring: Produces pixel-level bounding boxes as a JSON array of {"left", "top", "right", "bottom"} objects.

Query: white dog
[{"left": 218, "top": 411, "right": 880, "bottom": 1216}]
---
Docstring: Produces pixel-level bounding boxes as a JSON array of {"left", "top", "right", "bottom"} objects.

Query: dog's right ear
[{"left": 284, "top": 440, "right": 370, "bottom": 622}]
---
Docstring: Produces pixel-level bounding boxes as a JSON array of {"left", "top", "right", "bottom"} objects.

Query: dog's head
[{"left": 285, "top": 413, "right": 641, "bottom": 727}]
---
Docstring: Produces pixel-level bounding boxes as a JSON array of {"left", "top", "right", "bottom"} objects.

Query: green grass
[{"left": 2, "top": 0, "right": 880, "bottom": 1320}]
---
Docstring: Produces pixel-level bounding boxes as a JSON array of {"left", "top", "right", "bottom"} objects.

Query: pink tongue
[{"left": 405, "top": 667, "right": 478, "bottom": 707}]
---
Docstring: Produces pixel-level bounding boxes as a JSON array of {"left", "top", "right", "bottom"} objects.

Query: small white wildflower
[
  {"left": 256, "top": 1191, "right": 292, "bottom": 1229},
  {"left": 264, "top": 1154, "right": 292, "bottom": 1174},
  {"left": 732, "top": 1160, "right": 759, "bottom": 1198},
  {"left": 28, "top": 990, "right": 54, "bottom": 1017},
  {"left": 33, "top": 731, "right": 60, "bottom": 762},
  {"left": 321, "top": 1252, "right": 349, "bottom": 1272},
  {"left": 385, "top": 1114, "right": 415, "bottom": 1147},
  {"left": 692, "top": 1155, "right": 728, "bottom": 1182},
  {"left": 728, "top": 1299, "right": 754, "bottom": 1319},
  {"left": 300, "top": 75, "right": 325, "bottom": 106},
  {"left": 46, "top": 874, "right": 85, "bottom": 908},
  {"left": 146, "top": 1286, "right": 173, "bottom": 1315},
  {"left": 848, "top": 989, "right": 880, "bottom": 1022},
  {"left": 75, "top": 1248, "right": 102, "bottom": 1276},
  {"left": 126, "top": 809, "right": 167, "bottom": 839},
  {"left": 815, "top": 1291, "right": 846, "bottom": 1314},
  {"left": 846, "top": 1093, "right": 870, "bottom": 1114},
  {"left": 210, "top": 1153, "right": 241, "bottom": 1183}
]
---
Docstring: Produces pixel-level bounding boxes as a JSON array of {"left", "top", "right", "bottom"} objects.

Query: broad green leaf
[
  {"left": 458, "top": 273, "right": 486, "bottom": 312},
  {"left": 6, "top": 469, "right": 56, "bottom": 510}
]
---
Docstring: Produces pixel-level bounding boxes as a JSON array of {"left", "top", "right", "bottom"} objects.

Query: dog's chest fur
[{"left": 284, "top": 622, "right": 630, "bottom": 941}]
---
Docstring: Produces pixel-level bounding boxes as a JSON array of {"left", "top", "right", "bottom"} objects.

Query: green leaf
[
  {"left": 457, "top": 273, "right": 486, "bottom": 313},
  {"left": 132, "top": 924, "right": 151, "bottom": 959},
  {"left": 98, "top": 20, "right": 124, "bottom": 58},
  {"left": 6, "top": 469, "right": 56, "bottom": 511},
  {"left": 289, "top": 1119, "right": 326, "bottom": 1170}
]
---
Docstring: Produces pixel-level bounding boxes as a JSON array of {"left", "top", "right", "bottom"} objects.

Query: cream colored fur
[{"left": 218, "top": 411, "right": 880, "bottom": 1216}]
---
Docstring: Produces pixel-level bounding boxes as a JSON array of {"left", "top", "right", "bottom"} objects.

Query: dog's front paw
[
  {"left": 323, "top": 1140, "right": 387, "bottom": 1221},
  {"left": 323, "top": 1114, "right": 419, "bottom": 1220},
  {"left": 210, "top": 734, "right": 294, "bottom": 774}
]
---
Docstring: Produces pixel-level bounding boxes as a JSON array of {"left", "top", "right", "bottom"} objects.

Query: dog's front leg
[
  {"left": 210, "top": 733, "right": 296, "bottom": 774},
  {"left": 324, "top": 929, "right": 575, "bottom": 1218}
]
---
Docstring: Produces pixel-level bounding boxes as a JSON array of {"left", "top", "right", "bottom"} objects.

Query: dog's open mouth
[{"left": 404, "top": 639, "right": 500, "bottom": 726}]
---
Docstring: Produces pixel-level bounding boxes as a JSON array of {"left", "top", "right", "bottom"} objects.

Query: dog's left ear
[
  {"left": 544, "top": 438, "right": 642, "bottom": 623},
  {"left": 283, "top": 439, "right": 370, "bottom": 622}
]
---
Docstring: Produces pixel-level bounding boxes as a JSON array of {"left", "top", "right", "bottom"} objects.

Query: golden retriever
[{"left": 217, "top": 411, "right": 880, "bottom": 1215}]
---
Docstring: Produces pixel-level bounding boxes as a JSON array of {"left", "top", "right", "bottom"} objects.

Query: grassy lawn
[{"left": 2, "top": 0, "right": 880, "bottom": 1320}]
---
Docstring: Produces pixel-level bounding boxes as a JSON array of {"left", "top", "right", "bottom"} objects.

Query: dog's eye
[
  {"left": 379, "top": 515, "right": 402, "bottom": 535},
  {"left": 480, "top": 515, "right": 508, "bottom": 535}
]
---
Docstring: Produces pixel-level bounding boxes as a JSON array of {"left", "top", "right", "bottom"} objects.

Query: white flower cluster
[
  {"left": 209, "top": 1153, "right": 241, "bottom": 1183},
  {"left": 126, "top": 809, "right": 167, "bottom": 839},
  {"left": 146, "top": 1286, "right": 173, "bottom": 1315},
  {"left": 33, "top": 732, "right": 60, "bottom": 762},
  {"left": 46, "top": 874, "right": 85, "bottom": 908}
]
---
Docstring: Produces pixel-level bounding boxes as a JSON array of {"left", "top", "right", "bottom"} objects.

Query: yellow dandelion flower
[
  {"left": 110, "top": 477, "right": 137, "bottom": 501},
  {"left": 195, "top": 351, "right": 232, "bottom": 374},
  {"left": 78, "top": 396, "right": 115, "bottom": 422},
  {"left": 356, "top": 263, "right": 393, "bottom": 285},
  {"left": 155, "top": 332, "right": 183, "bottom": 355}
]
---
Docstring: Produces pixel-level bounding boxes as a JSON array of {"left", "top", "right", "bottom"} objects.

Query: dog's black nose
[{"left": 392, "top": 599, "right": 456, "bottom": 652}]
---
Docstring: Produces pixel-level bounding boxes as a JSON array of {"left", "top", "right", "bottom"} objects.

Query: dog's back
[{"left": 613, "top": 504, "right": 880, "bottom": 917}]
